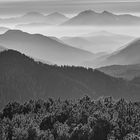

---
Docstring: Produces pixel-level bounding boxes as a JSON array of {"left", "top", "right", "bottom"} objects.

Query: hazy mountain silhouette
[
  {"left": 45, "top": 12, "right": 69, "bottom": 25},
  {"left": 0, "top": 30, "right": 94, "bottom": 66},
  {"left": 62, "top": 10, "right": 140, "bottom": 26},
  {"left": 22, "top": 12, "right": 45, "bottom": 21},
  {"left": 102, "top": 39, "right": 140, "bottom": 66},
  {"left": 61, "top": 31, "right": 134, "bottom": 53},
  {"left": 16, "top": 12, "right": 69, "bottom": 27},
  {"left": 0, "top": 12, "right": 68, "bottom": 26},
  {"left": 98, "top": 64, "right": 140, "bottom": 80},
  {"left": 1, "top": 50, "right": 140, "bottom": 107},
  {"left": 0, "top": 12, "right": 46, "bottom": 25},
  {"left": 84, "top": 38, "right": 140, "bottom": 68}
]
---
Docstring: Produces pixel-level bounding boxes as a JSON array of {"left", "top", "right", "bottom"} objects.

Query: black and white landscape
[{"left": 0, "top": 0, "right": 140, "bottom": 140}]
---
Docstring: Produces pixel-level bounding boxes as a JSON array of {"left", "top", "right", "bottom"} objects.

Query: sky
[
  {"left": 0, "top": 0, "right": 140, "bottom": 2},
  {"left": 0, "top": 0, "right": 140, "bottom": 16}
]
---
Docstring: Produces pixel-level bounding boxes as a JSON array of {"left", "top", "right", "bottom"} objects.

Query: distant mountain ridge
[
  {"left": 102, "top": 38, "right": 140, "bottom": 66},
  {"left": 0, "top": 12, "right": 69, "bottom": 26},
  {"left": 0, "top": 30, "right": 94, "bottom": 66},
  {"left": 98, "top": 64, "right": 140, "bottom": 80},
  {"left": 61, "top": 31, "right": 135, "bottom": 53},
  {"left": 62, "top": 10, "right": 140, "bottom": 26},
  {"left": 84, "top": 38, "right": 140, "bottom": 68},
  {"left": 0, "top": 12, "right": 45, "bottom": 25},
  {"left": 45, "top": 12, "right": 69, "bottom": 25}
]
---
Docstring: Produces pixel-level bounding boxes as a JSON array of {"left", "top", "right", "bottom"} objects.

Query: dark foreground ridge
[
  {"left": 0, "top": 96, "right": 140, "bottom": 140},
  {"left": 0, "top": 49, "right": 140, "bottom": 108}
]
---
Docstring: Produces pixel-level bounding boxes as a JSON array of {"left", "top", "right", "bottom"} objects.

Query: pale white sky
[
  {"left": 0, "top": 0, "right": 140, "bottom": 2},
  {"left": 0, "top": 0, "right": 139, "bottom": 16}
]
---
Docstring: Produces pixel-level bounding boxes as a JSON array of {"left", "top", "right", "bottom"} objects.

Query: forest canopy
[{"left": 0, "top": 96, "right": 140, "bottom": 140}]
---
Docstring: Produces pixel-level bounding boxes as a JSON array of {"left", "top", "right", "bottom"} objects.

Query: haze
[
  {"left": 0, "top": 0, "right": 140, "bottom": 63},
  {"left": 0, "top": 0, "right": 140, "bottom": 16}
]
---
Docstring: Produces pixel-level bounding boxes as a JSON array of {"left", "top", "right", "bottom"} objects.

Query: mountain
[
  {"left": 83, "top": 53, "right": 109, "bottom": 68},
  {"left": 0, "top": 12, "right": 46, "bottom": 25},
  {"left": 16, "top": 12, "right": 69, "bottom": 27},
  {"left": 61, "top": 36, "right": 92, "bottom": 51},
  {"left": 61, "top": 31, "right": 135, "bottom": 53},
  {"left": 101, "top": 39, "right": 140, "bottom": 66},
  {"left": 84, "top": 38, "right": 140, "bottom": 68},
  {"left": 1, "top": 50, "right": 140, "bottom": 107},
  {"left": 0, "top": 12, "right": 69, "bottom": 26},
  {"left": 0, "top": 50, "right": 91, "bottom": 107},
  {"left": 98, "top": 64, "right": 140, "bottom": 80},
  {"left": 62, "top": 10, "right": 140, "bottom": 26},
  {"left": 0, "top": 30, "right": 94, "bottom": 66},
  {"left": 45, "top": 12, "right": 69, "bottom": 25},
  {"left": 21, "top": 12, "right": 45, "bottom": 22}
]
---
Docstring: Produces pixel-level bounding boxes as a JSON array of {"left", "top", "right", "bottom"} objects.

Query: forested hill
[
  {"left": 0, "top": 50, "right": 140, "bottom": 107},
  {"left": 1, "top": 96, "right": 140, "bottom": 140}
]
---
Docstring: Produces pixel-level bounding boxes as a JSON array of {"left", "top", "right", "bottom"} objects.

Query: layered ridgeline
[
  {"left": 0, "top": 50, "right": 140, "bottom": 108},
  {"left": 0, "top": 12, "right": 69, "bottom": 26},
  {"left": 85, "top": 38, "right": 140, "bottom": 68},
  {"left": 102, "top": 39, "right": 140, "bottom": 66},
  {"left": 44, "top": 12, "right": 69, "bottom": 25},
  {"left": 0, "top": 30, "right": 94, "bottom": 66},
  {"left": 62, "top": 10, "right": 140, "bottom": 26},
  {"left": 1, "top": 10, "right": 140, "bottom": 26},
  {"left": 16, "top": 12, "right": 69, "bottom": 27},
  {"left": 98, "top": 64, "right": 140, "bottom": 80},
  {"left": 0, "top": 12, "right": 45, "bottom": 25},
  {"left": 61, "top": 31, "right": 134, "bottom": 53}
]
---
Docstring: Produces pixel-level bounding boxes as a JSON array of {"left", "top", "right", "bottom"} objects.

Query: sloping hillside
[
  {"left": 0, "top": 50, "right": 140, "bottom": 108},
  {"left": 0, "top": 30, "right": 94, "bottom": 66}
]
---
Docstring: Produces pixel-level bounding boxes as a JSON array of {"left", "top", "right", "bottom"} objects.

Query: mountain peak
[
  {"left": 101, "top": 11, "right": 114, "bottom": 15},
  {"left": 0, "top": 49, "right": 29, "bottom": 62},
  {"left": 47, "top": 12, "right": 67, "bottom": 18},
  {"left": 4, "top": 29, "right": 25, "bottom": 35},
  {"left": 79, "top": 10, "right": 97, "bottom": 16},
  {"left": 0, "top": 49, "right": 22, "bottom": 56},
  {"left": 0, "top": 30, "right": 94, "bottom": 66}
]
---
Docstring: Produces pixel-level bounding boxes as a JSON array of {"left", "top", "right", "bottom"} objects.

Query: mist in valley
[{"left": 1, "top": 1, "right": 140, "bottom": 139}]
